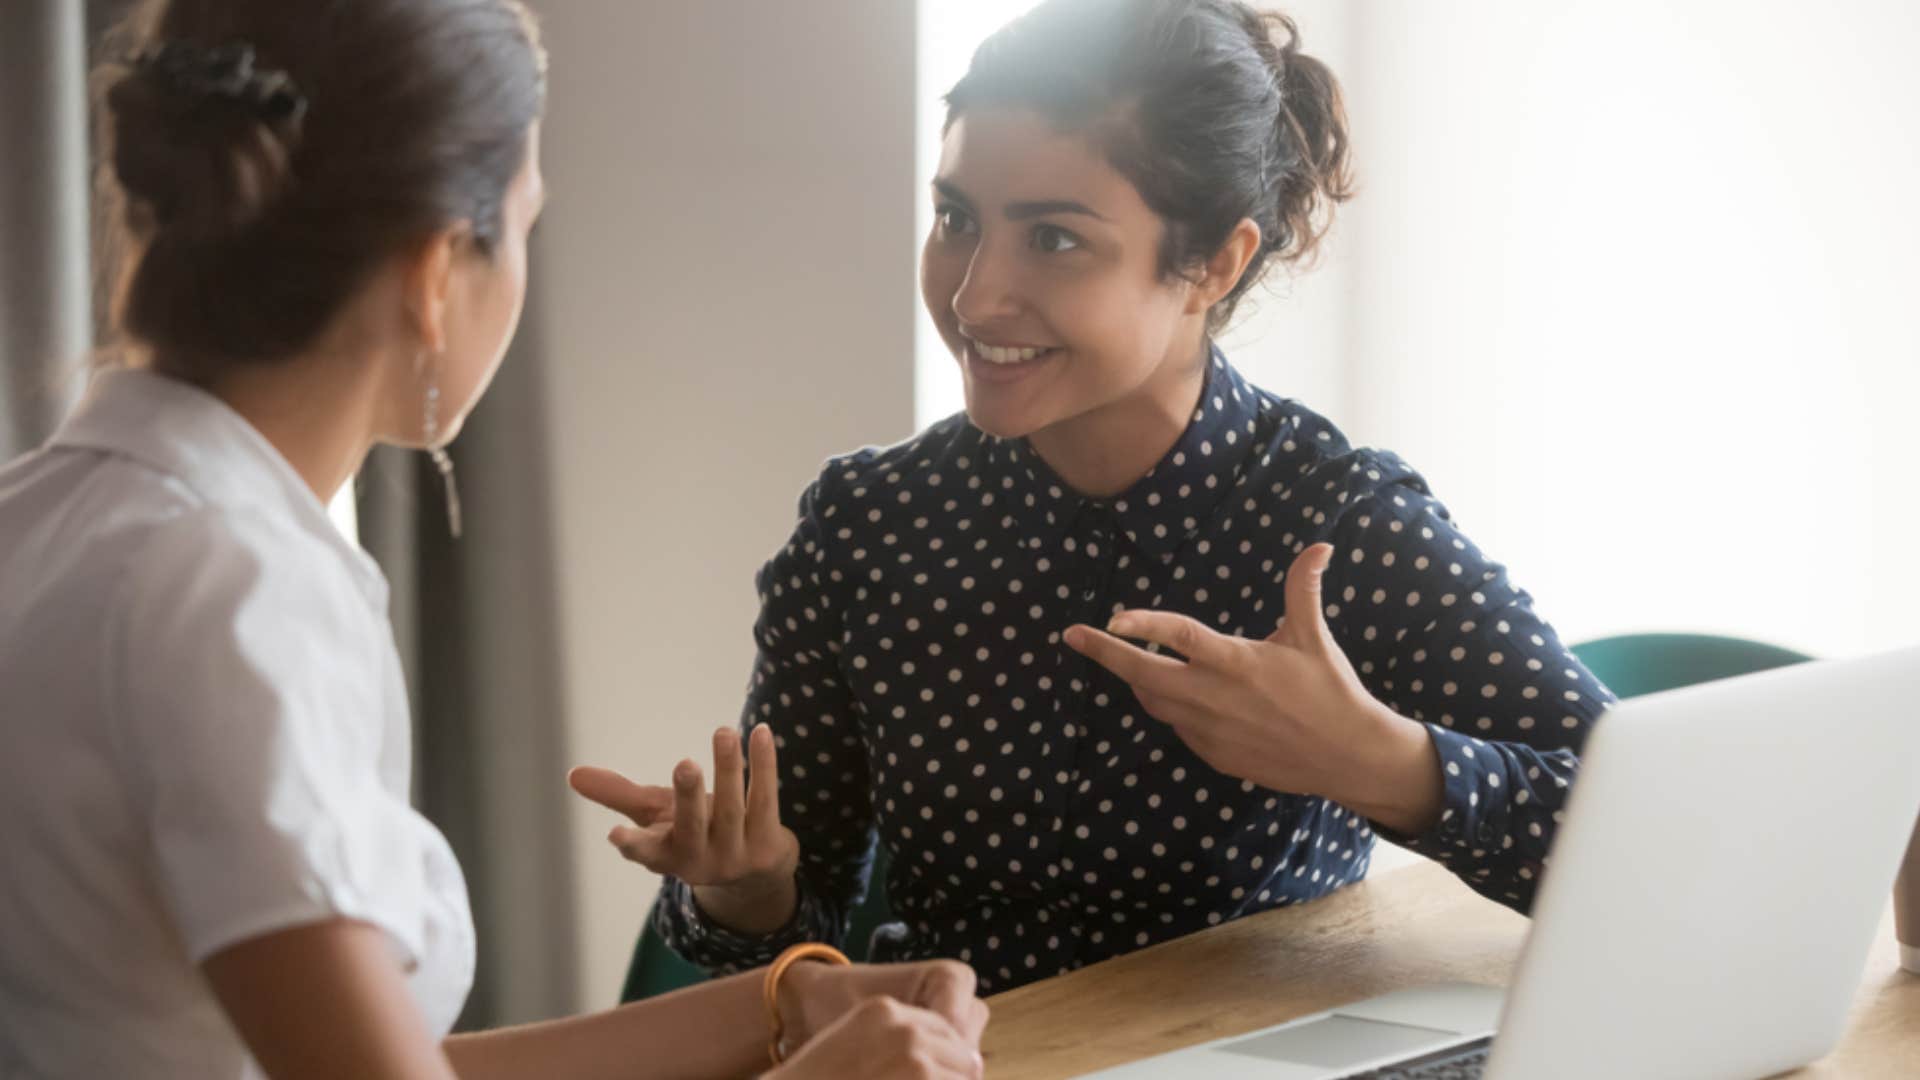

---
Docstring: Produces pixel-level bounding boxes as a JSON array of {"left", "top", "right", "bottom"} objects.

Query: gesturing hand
[
  {"left": 568, "top": 725, "right": 802, "bottom": 931},
  {"left": 1063, "top": 543, "right": 1443, "bottom": 834}
]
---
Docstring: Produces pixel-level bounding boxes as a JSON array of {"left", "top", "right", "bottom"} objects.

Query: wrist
[
  {"left": 763, "top": 943, "right": 850, "bottom": 1065},
  {"left": 1330, "top": 703, "right": 1444, "bottom": 836},
  {"left": 774, "top": 957, "right": 830, "bottom": 1046},
  {"left": 694, "top": 866, "right": 800, "bottom": 935}
]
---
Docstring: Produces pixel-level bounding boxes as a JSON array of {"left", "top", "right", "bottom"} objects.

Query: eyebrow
[
  {"left": 933, "top": 179, "right": 1111, "bottom": 223},
  {"left": 1007, "top": 199, "right": 1110, "bottom": 222}
]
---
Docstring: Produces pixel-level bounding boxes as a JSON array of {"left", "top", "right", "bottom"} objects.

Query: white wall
[
  {"left": 531, "top": 0, "right": 918, "bottom": 1008},
  {"left": 1340, "top": 0, "right": 1920, "bottom": 658}
]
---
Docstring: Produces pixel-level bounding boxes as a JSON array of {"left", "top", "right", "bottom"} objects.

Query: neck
[
  {"left": 202, "top": 349, "right": 387, "bottom": 504},
  {"left": 1026, "top": 336, "right": 1210, "bottom": 498}
]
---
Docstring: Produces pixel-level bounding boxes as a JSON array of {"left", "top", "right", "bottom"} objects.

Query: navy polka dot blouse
[{"left": 655, "top": 351, "right": 1614, "bottom": 993}]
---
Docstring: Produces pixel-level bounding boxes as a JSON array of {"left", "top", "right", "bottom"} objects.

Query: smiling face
[{"left": 919, "top": 107, "right": 1205, "bottom": 441}]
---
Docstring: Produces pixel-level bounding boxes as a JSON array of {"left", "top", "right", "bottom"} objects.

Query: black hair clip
[{"left": 132, "top": 40, "right": 308, "bottom": 126}]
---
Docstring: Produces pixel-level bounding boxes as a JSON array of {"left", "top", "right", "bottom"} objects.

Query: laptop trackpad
[{"left": 1218, "top": 1014, "right": 1459, "bottom": 1068}]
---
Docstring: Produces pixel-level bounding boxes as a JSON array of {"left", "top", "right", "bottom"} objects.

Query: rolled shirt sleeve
[{"left": 1319, "top": 458, "right": 1612, "bottom": 911}]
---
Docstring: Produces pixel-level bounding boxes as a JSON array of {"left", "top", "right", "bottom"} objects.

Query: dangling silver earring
[{"left": 421, "top": 363, "right": 463, "bottom": 539}]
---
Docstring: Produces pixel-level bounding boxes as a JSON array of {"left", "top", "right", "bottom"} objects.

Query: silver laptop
[{"left": 1081, "top": 645, "right": 1920, "bottom": 1080}]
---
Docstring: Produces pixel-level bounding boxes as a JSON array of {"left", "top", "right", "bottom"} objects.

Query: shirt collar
[
  {"left": 980, "top": 347, "right": 1266, "bottom": 559},
  {"left": 50, "top": 367, "right": 389, "bottom": 608}
]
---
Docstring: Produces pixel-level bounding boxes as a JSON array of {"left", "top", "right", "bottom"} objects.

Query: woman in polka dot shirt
[{"left": 573, "top": 0, "right": 1613, "bottom": 994}]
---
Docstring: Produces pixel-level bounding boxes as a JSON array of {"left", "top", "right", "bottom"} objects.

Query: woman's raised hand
[
  {"left": 568, "top": 724, "right": 802, "bottom": 932},
  {"left": 1063, "top": 543, "right": 1443, "bottom": 835}
]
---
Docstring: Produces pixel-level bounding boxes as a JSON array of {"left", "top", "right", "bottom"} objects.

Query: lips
[
  {"left": 969, "top": 340, "right": 1055, "bottom": 365},
  {"left": 961, "top": 337, "right": 1060, "bottom": 384}
]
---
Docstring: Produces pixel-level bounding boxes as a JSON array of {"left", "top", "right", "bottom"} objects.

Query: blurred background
[{"left": 4, "top": 0, "right": 1916, "bottom": 1030}]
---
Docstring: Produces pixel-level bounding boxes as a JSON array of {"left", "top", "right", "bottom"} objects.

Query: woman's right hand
[
  {"left": 770, "top": 997, "right": 986, "bottom": 1080},
  {"left": 568, "top": 724, "right": 801, "bottom": 933}
]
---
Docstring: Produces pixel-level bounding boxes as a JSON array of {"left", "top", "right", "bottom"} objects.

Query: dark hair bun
[
  {"left": 1234, "top": 9, "right": 1352, "bottom": 269},
  {"left": 104, "top": 42, "right": 306, "bottom": 240},
  {"left": 93, "top": 1, "right": 544, "bottom": 380}
]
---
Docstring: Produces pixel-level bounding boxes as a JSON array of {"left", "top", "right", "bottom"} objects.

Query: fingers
[
  {"left": 879, "top": 1001, "right": 983, "bottom": 1078},
  {"left": 709, "top": 727, "right": 747, "bottom": 856},
  {"left": 800, "top": 997, "right": 980, "bottom": 1078},
  {"left": 567, "top": 765, "right": 674, "bottom": 826},
  {"left": 746, "top": 723, "right": 783, "bottom": 836},
  {"left": 1280, "top": 542, "right": 1337, "bottom": 650},
  {"left": 913, "top": 960, "right": 987, "bottom": 1043},
  {"left": 908, "top": 1006, "right": 988, "bottom": 1078},
  {"left": 608, "top": 822, "right": 673, "bottom": 869},
  {"left": 1062, "top": 624, "right": 1191, "bottom": 699},
  {"left": 1103, "top": 609, "right": 1234, "bottom": 667},
  {"left": 667, "top": 759, "right": 711, "bottom": 867},
  {"left": 1135, "top": 687, "right": 1210, "bottom": 731}
]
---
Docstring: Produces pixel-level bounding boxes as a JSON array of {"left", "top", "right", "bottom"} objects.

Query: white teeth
[{"left": 970, "top": 339, "right": 1050, "bottom": 365}]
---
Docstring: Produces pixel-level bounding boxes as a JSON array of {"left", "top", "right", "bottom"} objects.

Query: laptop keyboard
[{"left": 1336, "top": 1035, "right": 1492, "bottom": 1079}]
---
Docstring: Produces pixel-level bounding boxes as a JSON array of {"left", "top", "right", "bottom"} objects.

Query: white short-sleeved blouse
[{"left": 0, "top": 369, "right": 474, "bottom": 1078}]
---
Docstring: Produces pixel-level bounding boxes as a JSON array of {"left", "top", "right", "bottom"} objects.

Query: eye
[
  {"left": 935, "top": 203, "right": 977, "bottom": 238},
  {"left": 1031, "top": 224, "right": 1082, "bottom": 254}
]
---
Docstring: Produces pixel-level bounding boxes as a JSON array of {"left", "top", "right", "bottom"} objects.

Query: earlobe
[{"left": 405, "top": 229, "right": 461, "bottom": 353}]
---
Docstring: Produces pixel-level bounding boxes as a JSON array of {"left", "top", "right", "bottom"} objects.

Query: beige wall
[{"left": 530, "top": 1, "right": 919, "bottom": 1008}]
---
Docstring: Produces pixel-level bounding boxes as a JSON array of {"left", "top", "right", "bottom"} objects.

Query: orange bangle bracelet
[{"left": 763, "top": 942, "right": 851, "bottom": 1066}]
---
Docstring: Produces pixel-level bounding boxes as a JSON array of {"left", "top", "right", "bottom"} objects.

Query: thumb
[{"left": 1278, "top": 542, "right": 1337, "bottom": 650}]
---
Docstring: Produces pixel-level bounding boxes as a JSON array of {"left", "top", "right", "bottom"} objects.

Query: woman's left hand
[
  {"left": 1063, "top": 543, "right": 1443, "bottom": 835},
  {"left": 777, "top": 958, "right": 990, "bottom": 1059}
]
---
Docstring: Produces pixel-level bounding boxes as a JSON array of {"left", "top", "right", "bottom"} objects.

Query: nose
[{"left": 950, "top": 238, "right": 1022, "bottom": 329}]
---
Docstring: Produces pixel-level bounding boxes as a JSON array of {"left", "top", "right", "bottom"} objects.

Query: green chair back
[
  {"left": 619, "top": 843, "right": 896, "bottom": 1003},
  {"left": 1570, "top": 632, "right": 1812, "bottom": 700}
]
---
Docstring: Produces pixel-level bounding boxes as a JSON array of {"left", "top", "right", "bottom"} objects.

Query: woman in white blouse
[{"left": 0, "top": 2, "right": 985, "bottom": 1078}]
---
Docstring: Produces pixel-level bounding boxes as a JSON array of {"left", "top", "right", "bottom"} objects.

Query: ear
[
  {"left": 1183, "top": 217, "right": 1263, "bottom": 317},
  {"left": 402, "top": 226, "right": 463, "bottom": 354}
]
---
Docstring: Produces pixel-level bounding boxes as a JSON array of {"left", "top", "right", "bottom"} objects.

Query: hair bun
[{"left": 105, "top": 40, "right": 307, "bottom": 240}]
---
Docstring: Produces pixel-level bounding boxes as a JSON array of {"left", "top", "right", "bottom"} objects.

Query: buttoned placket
[{"left": 1028, "top": 498, "right": 1120, "bottom": 965}]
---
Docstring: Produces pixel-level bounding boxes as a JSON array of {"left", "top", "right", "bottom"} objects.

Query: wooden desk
[{"left": 982, "top": 861, "right": 1919, "bottom": 1079}]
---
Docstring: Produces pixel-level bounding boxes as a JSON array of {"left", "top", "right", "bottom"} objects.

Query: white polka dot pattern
[{"left": 654, "top": 351, "right": 1612, "bottom": 993}]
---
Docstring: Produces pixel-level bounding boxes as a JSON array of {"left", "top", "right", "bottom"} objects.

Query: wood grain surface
[{"left": 981, "top": 861, "right": 1919, "bottom": 1079}]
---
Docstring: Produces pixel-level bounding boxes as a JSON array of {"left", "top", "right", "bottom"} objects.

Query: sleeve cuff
[
  {"left": 656, "top": 873, "right": 814, "bottom": 972},
  {"left": 1376, "top": 723, "right": 1494, "bottom": 854}
]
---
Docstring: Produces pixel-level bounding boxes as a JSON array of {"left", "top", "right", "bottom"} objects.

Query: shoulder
[
  {"left": 123, "top": 502, "right": 358, "bottom": 608},
  {"left": 112, "top": 504, "right": 382, "bottom": 709},
  {"left": 796, "top": 412, "right": 985, "bottom": 520},
  {"left": 1239, "top": 388, "right": 1436, "bottom": 517}
]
